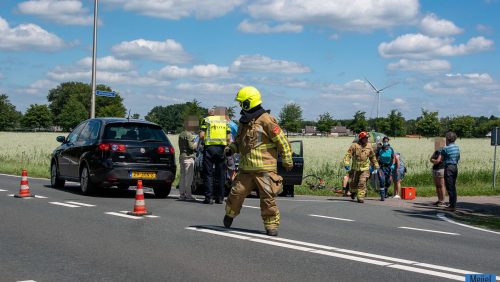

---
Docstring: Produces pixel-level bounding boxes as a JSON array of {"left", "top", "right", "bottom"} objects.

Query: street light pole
[{"left": 90, "top": 0, "right": 98, "bottom": 118}]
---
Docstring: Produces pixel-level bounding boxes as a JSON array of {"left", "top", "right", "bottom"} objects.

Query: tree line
[{"left": 1, "top": 81, "right": 499, "bottom": 138}]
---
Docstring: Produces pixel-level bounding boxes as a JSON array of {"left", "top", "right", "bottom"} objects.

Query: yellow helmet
[{"left": 235, "top": 86, "right": 262, "bottom": 111}]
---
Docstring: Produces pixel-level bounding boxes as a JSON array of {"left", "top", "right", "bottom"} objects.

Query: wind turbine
[{"left": 365, "top": 78, "right": 398, "bottom": 119}]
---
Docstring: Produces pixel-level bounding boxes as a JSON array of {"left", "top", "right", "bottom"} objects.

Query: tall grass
[{"left": 1, "top": 132, "right": 499, "bottom": 196}]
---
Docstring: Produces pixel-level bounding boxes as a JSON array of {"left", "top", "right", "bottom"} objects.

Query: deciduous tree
[
  {"left": 21, "top": 104, "right": 52, "bottom": 130},
  {"left": 0, "top": 94, "right": 22, "bottom": 130},
  {"left": 279, "top": 103, "right": 303, "bottom": 133}
]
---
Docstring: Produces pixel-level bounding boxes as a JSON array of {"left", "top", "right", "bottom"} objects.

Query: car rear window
[{"left": 103, "top": 123, "right": 168, "bottom": 142}]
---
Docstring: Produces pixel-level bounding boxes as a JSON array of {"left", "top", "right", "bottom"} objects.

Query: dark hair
[
  {"left": 445, "top": 131, "right": 457, "bottom": 143},
  {"left": 383, "top": 136, "right": 390, "bottom": 142}
]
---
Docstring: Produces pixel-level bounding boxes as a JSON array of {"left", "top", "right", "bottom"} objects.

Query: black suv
[{"left": 50, "top": 118, "right": 176, "bottom": 198}]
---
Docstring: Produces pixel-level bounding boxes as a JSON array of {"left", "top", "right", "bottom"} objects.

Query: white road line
[
  {"left": 437, "top": 213, "right": 500, "bottom": 235},
  {"left": 242, "top": 205, "right": 260, "bottom": 209},
  {"left": 119, "top": 211, "right": 159, "bottom": 218},
  {"left": 0, "top": 189, "right": 7, "bottom": 192},
  {"left": 105, "top": 212, "right": 142, "bottom": 219},
  {"left": 308, "top": 214, "right": 355, "bottom": 222},
  {"left": 65, "top": 201, "right": 95, "bottom": 207},
  {"left": 49, "top": 202, "right": 80, "bottom": 208},
  {"left": 398, "top": 226, "right": 460, "bottom": 236},
  {"left": 187, "top": 226, "right": 484, "bottom": 281},
  {"left": 34, "top": 195, "right": 48, "bottom": 199},
  {"left": 0, "top": 173, "right": 49, "bottom": 181},
  {"left": 17, "top": 280, "right": 37, "bottom": 282}
]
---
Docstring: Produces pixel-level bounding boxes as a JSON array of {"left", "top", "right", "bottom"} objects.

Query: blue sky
[{"left": 0, "top": 0, "right": 499, "bottom": 120}]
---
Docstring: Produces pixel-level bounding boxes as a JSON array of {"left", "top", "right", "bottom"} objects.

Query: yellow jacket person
[
  {"left": 343, "top": 131, "right": 379, "bottom": 203},
  {"left": 224, "top": 86, "right": 293, "bottom": 236}
]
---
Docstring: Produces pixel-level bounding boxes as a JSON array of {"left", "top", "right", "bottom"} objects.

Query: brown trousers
[
  {"left": 225, "top": 171, "right": 283, "bottom": 229},
  {"left": 349, "top": 170, "right": 370, "bottom": 200}
]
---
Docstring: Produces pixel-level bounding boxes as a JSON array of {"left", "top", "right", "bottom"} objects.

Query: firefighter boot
[
  {"left": 266, "top": 228, "right": 278, "bottom": 236},
  {"left": 223, "top": 215, "right": 233, "bottom": 228}
]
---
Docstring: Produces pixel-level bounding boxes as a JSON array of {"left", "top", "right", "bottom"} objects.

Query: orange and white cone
[
  {"left": 127, "top": 180, "right": 151, "bottom": 216},
  {"left": 14, "top": 169, "right": 35, "bottom": 198}
]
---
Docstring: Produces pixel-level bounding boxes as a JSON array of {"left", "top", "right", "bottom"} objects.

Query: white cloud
[
  {"left": 111, "top": 38, "right": 192, "bottom": 64},
  {"left": 424, "top": 73, "right": 500, "bottom": 95},
  {"left": 0, "top": 16, "right": 66, "bottom": 51},
  {"left": 230, "top": 55, "right": 310, "bottom": 74},
  {"left": 387, "top": 59, "right": 451, "bottom": 74},
  {"left": 419, "top": 13, "right": 462, "bottom": 37},
  {"left": 21, "top": 79, "right": 58, "bottom": 95},
  {"left": 238, "top": 20, "right": 303, "bottom": 33},
  {"left": 107, "top": 0, "right": 244, "bottom": 20},
  {"left": 154, "top": 64, "right": 230, "bottom": 79},
  {"left": 246, "top": 0, "right": 419, "bottom": 31},
  {"left": 175, "top": 82, "right": 242, "bottom": 93},
  {"left": 77, "top": 56, "right": 133, "bottom": 71},
  {"left": 18, "top": 0, "right": 93, "bottom": 25},
  {"left": 379, "top": 34, "right": 494, "bottom": 59},
  {"left": 477, "top": 24, "right": 494, "bottom": 34}
]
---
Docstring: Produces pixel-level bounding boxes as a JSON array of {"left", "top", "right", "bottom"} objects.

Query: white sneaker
[{"left": 393, "top": 195, "right": 401, "bottom": 199}]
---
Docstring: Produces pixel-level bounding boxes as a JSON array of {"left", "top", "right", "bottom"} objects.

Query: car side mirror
[{"left": 56, "top": 136, "right": 66, "bottom": 143}]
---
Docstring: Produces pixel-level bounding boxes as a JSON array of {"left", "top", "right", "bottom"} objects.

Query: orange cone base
[
  {"left": 127, "top": 210, "right": 152, "bottom": 216},
  {"left": 14, "top": 193, "right": 35, "bottom": 198}
]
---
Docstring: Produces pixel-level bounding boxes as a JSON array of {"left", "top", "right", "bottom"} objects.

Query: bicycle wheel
[{"left": 303, "top": 174, "right": 321, "bottom": 190}]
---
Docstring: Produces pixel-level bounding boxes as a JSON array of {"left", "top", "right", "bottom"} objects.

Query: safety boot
[
  {"left": 266, "top": 228, "right": 278, "bottom": 236},
  {"left": 223, "top": 215, "right": 233, "bottom": 228},
  {"left": 350, "top": 192, "right": 357, "bottom": 200}
]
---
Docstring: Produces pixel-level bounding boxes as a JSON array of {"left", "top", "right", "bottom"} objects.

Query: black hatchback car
[{"left": 50, "top": 118, "right": 176, "bottom": 198}]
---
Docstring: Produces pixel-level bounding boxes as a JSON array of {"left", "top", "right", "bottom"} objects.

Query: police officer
[
  {"left": 200, "top": 108, "right": 231, "bottom": 204},
  {"left": 344, "top": 131, "right": 379, "bottom": 203},
  {"left": 223, "top": 86, "right": 293, "bottom": 236}
]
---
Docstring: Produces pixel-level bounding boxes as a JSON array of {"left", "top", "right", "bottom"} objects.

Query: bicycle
[{"left": 302, "top": 174, "right": 344, "bottom": 194}]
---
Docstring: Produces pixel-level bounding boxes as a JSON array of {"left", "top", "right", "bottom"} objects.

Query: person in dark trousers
[
  {"left": 200, "top": 108, "right": 231, "bottom": 204},
  {"left": 435, "top": 132, "right": 460, "bottom": 212}
]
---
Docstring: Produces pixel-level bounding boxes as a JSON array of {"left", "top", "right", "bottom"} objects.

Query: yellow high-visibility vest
[{"left": 203, "top": 116, "right": 228, "bottom": 146}]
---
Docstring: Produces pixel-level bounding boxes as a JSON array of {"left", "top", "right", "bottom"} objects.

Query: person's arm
[
  {"left": 264, "top": 118, "right": 292, "bottom": 168},
  {"left": 369, "top": 148, "right": 380, "bottom": 170},
  {"left": 188, "top": 133, "right": 198, "bottom": 150},
  {"left": 343, "top": 145, "right": 354, "bottom": 166}
]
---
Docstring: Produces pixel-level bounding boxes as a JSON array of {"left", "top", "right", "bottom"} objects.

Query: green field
[{"left": 1, "top": 132, "right": 499, "bottom": 197}]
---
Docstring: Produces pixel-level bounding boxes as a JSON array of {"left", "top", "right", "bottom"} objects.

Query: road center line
[
  {"left": 187, "top": 226, "right": 481, "bottom": 281},
  {"left": 437, "top": 213, "right": 500, "bottom": 235},
  {"left": 242, "top": 205, "right": 260, "bottom": 209},
  {"left": 398, "top": 226, "right": 460, "bottom": 236},
  {"left": 65, "top": 201, "right": 95, "bottom": 207},
  {"left": 49, "top": 202, "right": 80, "bottom": 208},
  {"left": 308, "top": 214, "right": 355, "bottom": 222}
]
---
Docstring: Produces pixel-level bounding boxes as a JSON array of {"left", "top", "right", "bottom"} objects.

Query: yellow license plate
[{"left": 130, "top": 171, "right": 156, "bottom": 179}]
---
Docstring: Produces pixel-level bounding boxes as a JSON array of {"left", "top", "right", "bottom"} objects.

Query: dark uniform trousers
[{"left": 203, "top": 145, "right": 226, "bottom": 201}]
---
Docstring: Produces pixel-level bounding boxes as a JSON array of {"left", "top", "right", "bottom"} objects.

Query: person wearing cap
[
  {"left": 343, "top": 131, "right": 379, "bottom": 203},
  {"left": 223, "top": 86, "right": 293, "bottom": 236}
]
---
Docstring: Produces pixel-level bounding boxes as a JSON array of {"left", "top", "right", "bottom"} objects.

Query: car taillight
[
  {"left": 99, "top": 143, "right": 126, "bottom": 152},
  {"left": 157, "top": 146, "right": 174, "bottom": 154}
]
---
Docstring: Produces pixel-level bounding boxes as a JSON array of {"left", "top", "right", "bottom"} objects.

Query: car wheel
[
  {"left": 154, "top": 183, "right": 172, "bottom": 198},
  {"left": 50, "top": 161, "right": 65, "bottom": 188},
  {"left": 80, "top": 166, "right": 96, "bottom": 195}
]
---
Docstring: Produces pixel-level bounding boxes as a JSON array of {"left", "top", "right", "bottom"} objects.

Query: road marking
[
  {"left": 242, "top": 205, "right": 260, "bottom": 209},
  {"left": 49, "top": 202, "right": 80, "bottom": 208},
  {"left": 34, "top": 195, "right": 48, "bottom": 199},
  {"left": 7, "top": 194, "right": 47, "bottom": 198},
  {"left": 437, "top": 213, "right": 500, "bottom": 235},
  {"left": 0, "top": 172, "right": 49, "bottom": 181},
  {"left": 187, "top": 226, "right": 483, "bottom": 281},
  {"left": 105, "top": 212, "right": 142, "bottom": 219},
  {"left": 308, "top": 214, "right": 355, "bottom": 222},
  {"left": 398, "top": 226, "right": 460, "bottom": 236},
  {"left": 17, "top": 280, "right": 37, "bottom": 282},
  {"left": 119, "top": 211, "right": 159, "bottom": 218},
  {"left": 65, "top": 201, "right": 95, "bottom": 207},
  {"left": 0, "top": 189, "right": 7, "bottom": 192}
]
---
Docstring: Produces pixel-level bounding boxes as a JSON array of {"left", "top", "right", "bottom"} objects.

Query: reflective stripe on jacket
[{"left": 230, "top": 112, "right": 292, "bottom": 172}]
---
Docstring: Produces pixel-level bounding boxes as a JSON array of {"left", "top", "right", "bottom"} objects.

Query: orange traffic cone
[
  {"left": 127, "top": 180, "right": 151, "bottom": 216},
  {"left": 14, "top": 169, "right": 35, "bottom": 198}
]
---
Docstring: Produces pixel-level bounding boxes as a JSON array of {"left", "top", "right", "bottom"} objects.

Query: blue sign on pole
[{"left": 96, "top": 90, "right": 116, "bottom": 97}]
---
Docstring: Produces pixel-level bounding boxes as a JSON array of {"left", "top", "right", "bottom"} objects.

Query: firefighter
[
  {"left": 200, "top": 108, "right": 231, "bottom": 204},
  {"left": 223, "top": 86, "right": 293, "bottom": 236},
  {"left": 343, "top": 131, "right": 379, "bottom": 203}
]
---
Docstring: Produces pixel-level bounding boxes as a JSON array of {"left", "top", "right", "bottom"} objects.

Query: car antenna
[{"left": 127, "top": 108, "right": 131, "bottom": 121}]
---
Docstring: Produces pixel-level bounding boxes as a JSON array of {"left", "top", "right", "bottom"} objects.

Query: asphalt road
[{"left": 1, "top": 174, "right": 499, "bottom": 282}]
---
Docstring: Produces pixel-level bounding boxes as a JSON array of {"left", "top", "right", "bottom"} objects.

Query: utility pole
[{"left": 90, "top": 0, "right": 98, "bottom": 118}]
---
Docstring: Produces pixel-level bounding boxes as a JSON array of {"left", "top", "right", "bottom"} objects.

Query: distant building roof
[{"left": 305, "top": 126, "right": 319, "bottom": 134}]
